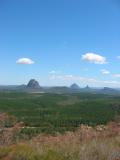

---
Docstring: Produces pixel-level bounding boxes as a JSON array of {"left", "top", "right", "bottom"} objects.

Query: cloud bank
[
  {"left": 16, "top": 58, "right": 34, "bottom": 64},
  {"left": 101, "top": 69, "right": 110, "bottom": 75},
  {"left": 113, "top": 74, "right": 120, "bottom": 78},
  {"left": 82, "top": 53, "right": 107, "bottom": 64},
  {"left": 49, "top": 73, "right": 120, "bottom": 87}
]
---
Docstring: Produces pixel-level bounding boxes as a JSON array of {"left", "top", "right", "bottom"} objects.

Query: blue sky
[{"left": 0, "top": 0, "right": 120, "bottom": 87}]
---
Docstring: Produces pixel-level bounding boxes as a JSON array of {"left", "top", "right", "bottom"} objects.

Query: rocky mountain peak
[
  {"left": 70, "top": 83, "right": 80, "bottom": 89},
  {"left": 27, "top": 79, "right": 40, "bottom": 88}
]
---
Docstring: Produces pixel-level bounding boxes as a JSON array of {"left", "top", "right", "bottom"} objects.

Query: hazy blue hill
[
  {"left": 85, "top": 85, "right": 90, "bottom": 89},
  {"left": 17, "top": 84, "right": 26, "bottom": 89},
  {"left": 70, "top": 83, "right": 80, "bottom": 90},
  {"left": 46, "top": 86, "right": 72, "bottom": 94},
  {"left": 99, "top": 87, "right": 119, "bottom": 95}
]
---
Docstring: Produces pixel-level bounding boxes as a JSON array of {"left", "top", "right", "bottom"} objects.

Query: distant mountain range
[{"left": 0, "top": 79, "right": 120, "bottom": 95}]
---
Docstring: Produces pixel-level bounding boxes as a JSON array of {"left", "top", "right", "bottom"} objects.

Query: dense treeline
[{"left": 0, "top": 92, "right": 119, "bottom": 135}]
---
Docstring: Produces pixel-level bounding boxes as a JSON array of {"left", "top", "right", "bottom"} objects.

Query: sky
[{"left": 0, "top": 0, "right": 120, "bottom": 87}]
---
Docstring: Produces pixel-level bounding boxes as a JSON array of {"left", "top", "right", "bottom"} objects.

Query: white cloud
[
  {"left": 82, "top": 53, "right": 107, "bottom": 64},
  {"left": 49, "top": 70, "right": 61, "bottom": 74},
  {"left": 50, "top": 74, "right": 97, "bottom": 83},
  {"left": 113, "top": 74, "right": 120, "bottom": 78},
  {"left": 49, "top": 70, "right": 56, "bottom": 74},
  {"left": 101, "top": 69, "right": 110, "bottom": 75},
  {"left": 16, "top": 58, "right": 34, "bottom": 64}
]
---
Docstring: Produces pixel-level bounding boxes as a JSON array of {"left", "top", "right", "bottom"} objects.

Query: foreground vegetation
[{"left": 0, "top": 121, "right": 120, "bottom": 160}]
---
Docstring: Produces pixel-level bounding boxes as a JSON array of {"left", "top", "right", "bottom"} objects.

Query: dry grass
[
  {"left": 30, "top": 123, "right": 120, "bottom": 160},
  {"left": 0, "top": 135, "right": 119, "bottom": 160},
  {"left": 0, "top": 122, "right": 119, "bottom": 160}
]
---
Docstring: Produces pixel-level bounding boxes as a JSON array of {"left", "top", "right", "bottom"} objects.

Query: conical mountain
[
  {"left": 27, "top": 79, "right": 40, "bottom": 88},
  {"left": 85, "top": 85, "right": 90, "bottom": 89},
  {"left": 70, "top": 83, "right": 80, "bottom": 89}
]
